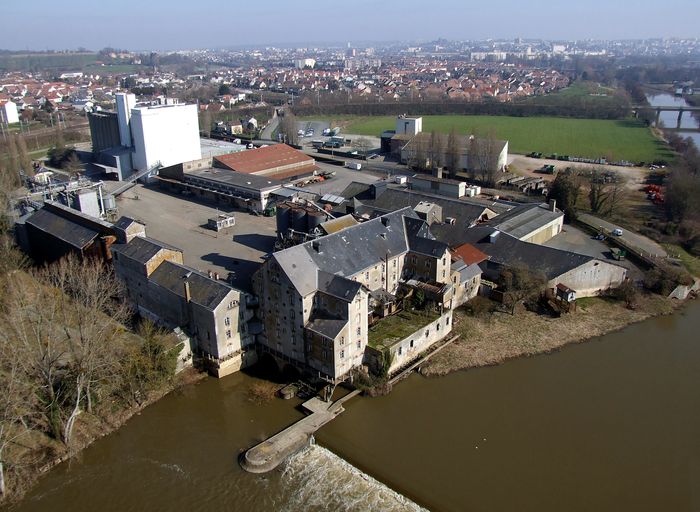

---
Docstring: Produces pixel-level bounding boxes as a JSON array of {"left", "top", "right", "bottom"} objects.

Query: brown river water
[{"left": 7, "top": 302, "right": 700, "bottom": 512}]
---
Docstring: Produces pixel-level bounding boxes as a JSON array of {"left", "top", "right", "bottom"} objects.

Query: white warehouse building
[
  {"left": 130, "top": 103, "right": 201, "bottom": 170},
  {"left": 88, "top": 92, "right": 202, "bottom": 180}
]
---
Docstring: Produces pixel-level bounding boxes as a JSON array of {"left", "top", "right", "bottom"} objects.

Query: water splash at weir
[{"left": 278, "top": 445, "right": 427, "bottom": 512}]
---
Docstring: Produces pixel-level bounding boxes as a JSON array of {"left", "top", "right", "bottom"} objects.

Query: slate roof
[
  {"left": 317, "top": 270, "right": 363, "bottom": 302},
  {"left": 273, "top": 207, "right": 418, "bottom": 296},
  {"left": 149, "top": 260, "right": 234, "bottom": 311},
  {"left": 484, "top": 202, "right": 563, "bottom": 240},
  {"left": 186, "top": 167, "right": 282, "bottom": 192},
  {"left": 458, "top": 226, "right": 594, "bottom": 281},
  {"left": 459, "top": 263, "right": 483, "bottom": 282},
  {"left": 111, "top": 236, "right": 182, "bottom": 264},
  {"left": 355, "top": 187, "right": 491, "bottom": 228},
  {"left": 408, "top": 235, "right": 449, "bottom": 258},
  {"left": 306, "top": 315, "right": 348, "bottom": 339},
  {"left": 25, "top": 208, "right": 99, "bottom": 249}
]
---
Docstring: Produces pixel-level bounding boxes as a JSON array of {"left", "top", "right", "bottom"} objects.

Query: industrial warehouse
[{"left": 13, "top": 99, "right": 634, "bottom": 388}]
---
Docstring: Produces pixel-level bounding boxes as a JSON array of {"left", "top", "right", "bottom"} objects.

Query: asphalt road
[{"left": 577, "top": 212, "right": 667, "bottom": 258}]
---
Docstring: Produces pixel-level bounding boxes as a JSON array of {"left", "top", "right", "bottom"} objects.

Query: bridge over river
[{"left": 630, "top": 104, "right": 700, "bottom": 130}]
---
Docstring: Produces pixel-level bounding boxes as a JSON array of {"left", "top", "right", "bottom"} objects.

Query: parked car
[{"left": 612, "top": 228, "right": 623, "bottom": 236}]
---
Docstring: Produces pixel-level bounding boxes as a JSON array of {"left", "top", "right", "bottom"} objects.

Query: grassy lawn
[
  {"left": 662, "top": 243, "right": 700, "bottom": 277},
  {"left": 307, "top": 114, "right": 669, "bottom": 163},
  {"left": 523, "top": 81, "right": 624, "bottom": 108},
  {"left": 368, "top": 309, "right": 439, "bottom": 349},
  {"left": 420, "top": 294, "right": 676, "bottom": 377}
]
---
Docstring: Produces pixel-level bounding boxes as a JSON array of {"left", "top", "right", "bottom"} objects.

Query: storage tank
[
  {"left": 291, "top": 207, "right": 307, "bottom": 232},
  {"left": 276, "top": 202, "right": 291, "bottom": 237},
  {"left": 103, "top": 194, "right": 116, "bottom": 211},
  {"left": 306, "top": 209, "right": 325, "bottom": 233}
]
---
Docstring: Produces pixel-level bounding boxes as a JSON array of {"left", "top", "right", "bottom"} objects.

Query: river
[
  {"left": 7, "top": 302, "right": 700, "bottom": 512},
  {"left": 646, "top": 92, "right": 700, "bottom": 149}
]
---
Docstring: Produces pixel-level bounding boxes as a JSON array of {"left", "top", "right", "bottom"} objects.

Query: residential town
[{"left": 1, "top": 31, "right": 699, "bottom": 510}]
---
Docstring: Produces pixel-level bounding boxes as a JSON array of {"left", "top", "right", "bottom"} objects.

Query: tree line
[
  {"left": 0, "top": 175, "right": 179, "bottom": 500},
  {"left": 407, "top": 128, "right": 502, "bottom": 187},
  {"left": 292, "top": 99, "right": 629, "bottom": 120}
]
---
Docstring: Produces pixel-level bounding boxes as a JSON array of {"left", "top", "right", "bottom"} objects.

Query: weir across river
[{"left": 240, "top": 390, "right": 361, "bottom": 473}]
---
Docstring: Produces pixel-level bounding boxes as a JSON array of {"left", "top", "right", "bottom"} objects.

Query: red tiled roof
[
  {"left": 452, "top": 243, "right": 488, "bottom": 266},
  {"left": 214, "top": 144, "right": 314, "bottom": 175}
]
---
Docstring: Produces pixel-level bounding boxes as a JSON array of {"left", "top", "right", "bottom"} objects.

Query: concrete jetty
[{"left": 240, "top": 390, "right": 361, "bottom": 473}]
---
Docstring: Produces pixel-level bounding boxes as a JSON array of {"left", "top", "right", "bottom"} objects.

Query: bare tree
[
  {"left": 355, "top": 137, "right": 373, "bottom": 158},
  {"left": 0, "top": 341, "right": 36, "bottom": 499},
  {"left": 200, "top": 110, "right": 212, "bottom": 138},
  {"left": 63, "top": 153, "right": 82, "bottom": 178},
  {"left": 5, "top": 134, "right": 19, "bottom": 176},
  {"left": 428, "top": 131, "right": 445, "bottom": 172},
  {"left": 446, "top": 127, "right": 462, "bottom": 172},
  {"left": 499, "top": 266, "right": 546, "bottom": 315},
  {"left": 474, "top": 130, "right": 498, "bottom": 186},
  {"left": 1, "top": 274, "right": 66, "bottom": 441},
  {"left": 278, "top": 111, "right": 299, "bottom": 145},
  {"left": 16, "top": 135, "right": 32, "bottom": 177},
  {"left": 40, "top": 256, "right": 130, "bottom": 445},
  {"left": 588, "top": 171, "right": 611, "bottom": 214},
  {"left": 410, "top": 136, "right": 428, "bottom": 171}
]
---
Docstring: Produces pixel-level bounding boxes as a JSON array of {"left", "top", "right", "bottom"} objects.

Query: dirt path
[{"left": 508, "top": 154, "right": 649, "bottom": 191}]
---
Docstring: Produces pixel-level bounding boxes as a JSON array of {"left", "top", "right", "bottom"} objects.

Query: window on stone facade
[
  {"left": 357, "top": 340, "right": 361, "bottom": 349},
  {"left": 340, "top": 350, "right": 345, "bottom": 359},
  {"left": 442, "top": 270, "right": 446, "bottom": 278},
  {"left": 393, "top": 259, "right": 396, "bottom": 267},
  {"left": 446, "top": 316, "right": 450, "bottom": 325},
  {"left": 224, "top": 317, "right": 231, "bottom": 326},
  {"left": 425, "top": 330, "right": 429, "bottom": 337},
  {"left": 365, "top": 271, "right": 369, "bottom": 280},
  {"left": 398, "top": 346, "right": 402, "bottom": 355},
  {"left": 226, "top": 330, "right": 231, "bottom": 339},
  {"left": 356, "top": 327, "right": 361, "bottom": 336},
  {"left": 410, "top": 340, "right": 414, "bottom": 348},
  {"left": 340, "top": 336, "right": 344, "bottom": 345}
]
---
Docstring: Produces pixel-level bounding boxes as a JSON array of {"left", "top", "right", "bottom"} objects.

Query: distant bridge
[{"left": 629, "top": 105, "right": 700, "bottom": 130}]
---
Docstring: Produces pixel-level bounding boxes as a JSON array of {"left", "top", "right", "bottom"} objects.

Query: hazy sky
[{"left": 2, "top": 0, "right": 699, "bottom": 51}]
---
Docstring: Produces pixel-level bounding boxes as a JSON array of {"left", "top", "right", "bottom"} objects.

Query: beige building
[
  {"left": 112, "top": 236, "right": 256, "bottom": 377},
  {"left": 253, "top": 207, "right": 453, "bottom": 383}
]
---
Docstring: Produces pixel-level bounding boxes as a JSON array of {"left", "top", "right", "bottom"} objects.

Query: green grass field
[{"left": 318, "top": 115, "right": 669, "bottom": 163}]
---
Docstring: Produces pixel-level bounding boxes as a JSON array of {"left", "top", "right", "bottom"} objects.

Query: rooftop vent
[
  {"left": 381, "top": 217, "right": 390, "bottom": 227},
  {"left": 489, "top": 230, "right": 500, "bottom": 244},
  {"left": 312, "top": 241, "right": 321, "bottom": 252}
]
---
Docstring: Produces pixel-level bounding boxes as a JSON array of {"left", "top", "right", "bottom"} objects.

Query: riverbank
[
  {"left": 1, "top": 367, "right": 206, "bottom": 504},
  {"left": 420, "top": 294, "right": 678, "bottom": 377}
]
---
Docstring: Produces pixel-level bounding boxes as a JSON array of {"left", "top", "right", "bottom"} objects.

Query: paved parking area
[
  {"left": 116, "top": 184, "right": 276, "bottom": 291},
  {"left": 544, "top": 224, "right": 643, "bottom": 279}
]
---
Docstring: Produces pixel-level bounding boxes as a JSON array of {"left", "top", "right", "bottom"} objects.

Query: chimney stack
[
  {"left": 549, "top": 199, "right": 557, "bottom": 212},
  {"left": 312, "top": 240, "right": 320, "bottom": 252},
  {"left": 183, "top": 272, "right": 192, "bottom": 303}
]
